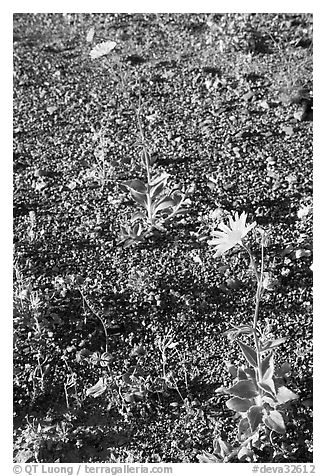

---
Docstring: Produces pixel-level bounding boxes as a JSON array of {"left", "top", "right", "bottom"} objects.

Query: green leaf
[
  {"left": 171, "top": 191, "right": 184, "bottom": 207},
  {"left": 237, "top": 417, "right": 251, "bottom": 442},
  {"left": 130, "top": 189, "right": 148, "bottom": 208},
  {"left": 132, "top": 222, "right": 143, "bottom": 237},
  {"left": 238, "top": 368, "right": 248, "bottom": 380},
  {"left": 149, "top": 172, "right": 170, "bottom": 187},
  {"left": 100, "top": 352, "right": 114, "bottom": 366},
  {"left": 276, "top": 386, "right": 299, "bottom": 404},
  {"left": 247, "top": 405, "right": 263, "bottom": 432},
  {"left": 90, "top": 351, "right": 101, "bottom": 364},
  {"left": 226, "top": 397, "right": 253, "bottom": 412},
  {"left": 130, "top": 211, "right": 146, "bottom": 223},
  {"left": 226, "top": 380, "right": 259, "bottom": 399},
  {"left": 244, "top": 367, "right": 257, "bottom": 380},
  {"left": 260, "top": 353, "right": 274, "bottom": 381},
  {"left": 258, "top": 377, "right": 276, "bottom": 398},
  {"left": 263, "top": 410, "right": 286, "bottom": 434},
  {"left": 86, "top": 377, "right": 107, "bottom": 398},
  {"left": 215, "top": 386, "right": 228, "bottom": 395},
  {"left": 262, "top": 395, "right": 278, "bottom": 408},
  {"left": 260, "top": 337, "right": 288, "bottom": 352},
  {"left": 133, "top": 390, "right": 146, "bottom": 401},
  {"left": 214, "top": 437, "right": 232, "bottom": 458},
  {"left": 121, "top": 179, "right": 147, "bottom": 194},
  {"left": 150, "top": 181, "right": 166, "bottom": 200},
  {"left": 153, "top": 196, "right": 175, "bottom": 216},
  {"left": 172, "top": 206, "right": 187, "bottom": 216},
  {"left": 237, "top": 340, "right": 258, "bottom": 367},
  {"left": 76, "top": 349, "right": 92, "bottom": 362},
  {"left": 276, "top": 362, "right": 291, "bottom": 377},
  {"left": 122, "top": 373, "right": 133, "bottom": 385},
  {"left": 123, "top": 392, "right": 135, "bottom": 403},
  {"left": 149, "top": 173, "right": 169, "bottom": 198},
  {"left": 238, "top": 446, "right": 254, "bottom": 462},
  {"left": 224, "top": 326, "right": 253, "bottom": 339},
  {"left": 197, "top": 451, "right": 222, "bottom": 463},
  {"left": 225, "top": 362, "right": 238, "bottom": 378}
]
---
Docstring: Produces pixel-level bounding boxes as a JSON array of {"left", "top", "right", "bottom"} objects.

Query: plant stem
[
  {"left": 242, "top": 243, "right": 260, "bottom": 284},
  {"left": 78, "top": 288, "right": 108, "bottom": 353},
  {"left": 134, "top": 83, "right": 154, "bottom": 227},
  {"left": 241, "top": 236, "right": 265, "bottom": 384}
]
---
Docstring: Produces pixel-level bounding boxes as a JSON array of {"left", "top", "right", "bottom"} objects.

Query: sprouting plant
[
  {"left": 13, "top": 269, "right": 46, "bottom": 336},
  {"left": 28, "top": 291, "right": 43, "bottom": 335},
  {"left": 119, "top": 86, "right": 188, "bottom": 246},
  {"left": 85, "top": 127, "right": 116, "bottom": 188},
  {"left": 200, "top": 211, "right": 299, "bottom": 462},
  {"left": 154, "top": 329, "right": 186, "bottom": 402},
  {"left": 27, "top": 210, "right": 36, "bottom": 242},
  {"left": 14, "top": 416, "right": 73, "bottom": 463},
  {"left": 80, "top": 344, "right": 151, "bottom": 413},
  {"left": 29, "top": 351, "right": 50, "bottom": 398},
  {"left": 156, "top": 329, "right": 179, "bottom": 384},
  {"left": 62, "top": 357, "right": 82, "bottom": 409},
  {"left": 78, "top": 286, "right": 109, "bottom": 353},
  {"left": 88, "top": 39, "right": 188, "bottom": 245},
  {"left": 264, "top": 33, "right": 312, "bottom": 104}
]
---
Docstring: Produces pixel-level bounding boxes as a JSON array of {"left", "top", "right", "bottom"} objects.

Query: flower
[
  {"left": 90, "top": 41, "right": 117, "bottom": 60},
  {"left": 208, "top": 211, "right": 256, "bottom": 256}
]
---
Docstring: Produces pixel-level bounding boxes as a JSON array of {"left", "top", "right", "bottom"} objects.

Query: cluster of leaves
[
  {"left": 87, "top": 36, "right": 189, "bottom": 247},
  {"left": 77, "top": 332, "right": 183, "bottom": 413},
  {"left": 14, "top": 419, "right": 73, "bottom": 463},
  {"left": 77, "top": 345, "right": 153, "bottom": 409},
  {"left": 197, "top": 343, "right": 298, "bottom": 462},
  {"left": 119, "top": 173, "right": 187, "bottom": 246}
]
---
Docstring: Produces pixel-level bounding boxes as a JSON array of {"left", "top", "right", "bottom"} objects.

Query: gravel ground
[{"left": 13, "top": 13, "right": 312, "bottom": 463}]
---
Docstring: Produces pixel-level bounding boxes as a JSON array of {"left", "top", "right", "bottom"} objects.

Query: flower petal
[
  {"left": 209, "top": 211, "right": 256, "bottom": 256},
  {"left": 212, "top": 230, "right": 229, "bottom": 238},
  {"left": 218, "top": 223, "right": 232, "bottom": 233}
]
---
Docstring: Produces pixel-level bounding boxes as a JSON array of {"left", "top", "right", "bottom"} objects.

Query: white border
[{"left": 3, "top": 2, "right": 324, "bottom": 474}]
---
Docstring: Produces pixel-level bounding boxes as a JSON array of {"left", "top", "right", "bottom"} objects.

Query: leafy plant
[
  {"left": 14, "top": 417, "right": 73, "bottom": 463},
  {"left": 84, "top": 127, "right": 116, "bottom": 188},
  {"left": 13, "top": 264, "right": 49, "bottom": 336},
  {"left": 89, "top": 39, "right": 188, "bottom": 245},
  {"left": 199, "top": 212, "right": 299, "bottom": 462},
  {"left": 152, "top": 329, "right": 186, "bottom": 401},
  {"left": 79, "top": 344, "right": 150, "bottom": 413},
  {"left": 119, "top": 89, "right": 188, "bottom": 246}
]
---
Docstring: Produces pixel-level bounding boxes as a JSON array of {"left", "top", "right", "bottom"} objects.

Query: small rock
[
  {"left": 266, "top": 156, "right": 276, "bottom": 165},
  {"left": 259, "top": 100, "right": 270, "bottom": 109},
  {"left": 47, "top": 105, "right": 58, "bottom": 115},
  {"left": 243, "top": 90, "right": 255, "bottom": 102},
  {"left": 281, "top": 125, "right": 294, "bottom": 136}
]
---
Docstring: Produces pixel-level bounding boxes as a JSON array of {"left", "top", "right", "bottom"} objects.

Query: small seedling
[{"left": 84, "top": 127, "right": 116, "bottom": 188}]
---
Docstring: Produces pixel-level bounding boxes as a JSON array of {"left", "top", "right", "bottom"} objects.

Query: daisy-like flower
[
  {"left": 208, "top": 211, "right": 256, "bottom": 256},
  {"left": 90, "top": 41, "right": 117, "bottom": 60}
]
